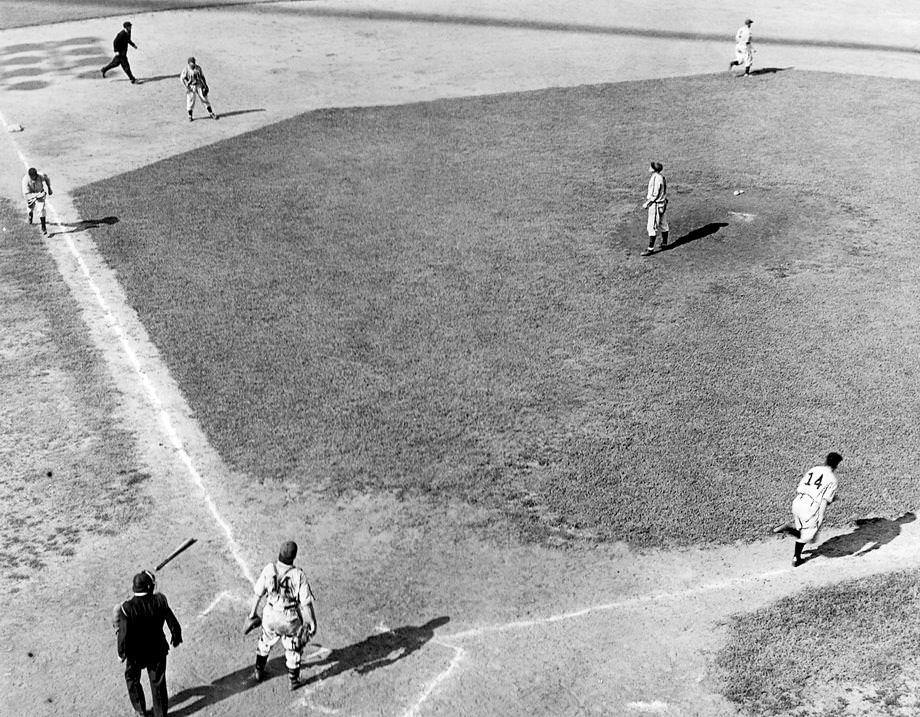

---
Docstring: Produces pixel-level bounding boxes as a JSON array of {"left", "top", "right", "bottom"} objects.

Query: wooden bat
[{"left": 155, "top": 538, "right": 197, "bottom": 571}]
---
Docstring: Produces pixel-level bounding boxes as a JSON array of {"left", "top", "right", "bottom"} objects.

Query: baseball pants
[
  {"left": 647, "top": 202, "right": 669, "bottom": 236},
  {"left": 792, "top": 495, "right": 826, "bottom": 544},
  {"left": 186, "top": 87, "right": 213, "bottom": 112},
  {"left": 257, "top": 626, "right": 303, "bottom": 669},
  {"left": 26, "top": 194, "right": 46, "bottom": 219}
]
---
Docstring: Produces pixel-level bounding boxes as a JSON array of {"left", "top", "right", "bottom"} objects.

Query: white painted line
[
  {"left": 0, "top": 107, "right": 255, "bottom": 586},
  {"left": 626, "top": 700, "right": 669, "bottom": 713},
  {"left": 403, "top": 641, "right": 466, "bottom": 717},
  {"left": 444, "top": 567, "right": 790, "bottom": 642}
]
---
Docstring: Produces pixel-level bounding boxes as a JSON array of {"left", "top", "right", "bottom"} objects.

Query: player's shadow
[
  {"left": 660, "top": 222, "right": 728, "bottom": 251},
  {"left": 167, "top": 616, "right": 449, "bottom": 714},
  {"left": 749, "top": 67, "right": 792, "bottom": 76},
  {"left": 168, "top": 656, "right": 286, "bottom": 716},
  {"left": 219, "top": 108, "right": 267, "bottom": 119},
  {"left": 808, "top": 513, "right": 916, "bottom": 560},
  {"left": 304, "top": 616, "right": 451, "bottom": 686},
  {"left": 137, "top": 74, "right": 179, "bottom": 84},
  {"left": 49, "top": 216, "right": 119, "bottom": 236}
]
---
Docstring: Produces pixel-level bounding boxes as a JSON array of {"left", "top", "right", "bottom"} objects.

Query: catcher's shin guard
[{"left": 253, "top": 654, "right": 267, "bottom": 682}]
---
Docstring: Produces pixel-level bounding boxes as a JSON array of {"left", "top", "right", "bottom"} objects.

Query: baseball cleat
[
  {"left": 210, "top": 113, "right": 219, "bottom": 120},
  {"left": 101, "top": 68, "right": 107, "bottom": 78},
  {"left": 641, "top": 248, "right": 654, "bottom": 256},
  {"left": 188, "top": 116, "right": 194, "bottom": 122}
]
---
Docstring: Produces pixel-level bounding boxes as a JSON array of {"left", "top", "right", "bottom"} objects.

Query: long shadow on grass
[
  {"left": 167, "top": 617, "right": 449, "bottom": 714},
  {"left": 218, "top": 108, "right": 267, "bottom": 119},
  {"left": 137, "top": 74, "right": 179, "bottom": 84},
  {"left": 168, "top": 656, "right": 286, "bottom": 716},
  {"left": 749, "top": 67, "right": 792, "bottom": 76},
  {"left": 49, "top": 216, "right": 119, "bottom": 236},
  {"left": 660, "top": 222, "right": 728, "bottom": 251},
  {"left": 807, "top": 513, "right": 916, "bottom": 561}
]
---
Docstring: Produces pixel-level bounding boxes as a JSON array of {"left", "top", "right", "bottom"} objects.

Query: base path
[{"left": 2, "top": 1, "right": 919, "bottom": 715}]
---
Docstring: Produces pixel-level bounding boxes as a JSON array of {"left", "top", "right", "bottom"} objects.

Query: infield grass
[
  {"left": 73, "top": 70, "right": 920, "bottom": 547},
  {"left": 716, "top": 567, "right": 920, "bottom": 716}
]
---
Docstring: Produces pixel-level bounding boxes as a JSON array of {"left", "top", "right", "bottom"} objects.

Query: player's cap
[
  {"left": 187, "top": 56, "right": 196, "bottom": 64},
  {"left": 279, "top": 541, "right": 298, "bottom": 565},
  {"left": 132, "top": 571, "right": 154, "bottom": 594},
  {"left": 744, "top": 18, "right": 753, "bottom": 24},
  {"left": 123, "top": 21, "right": 132, "bottom": 27},
  {"left": 27, "top": 167, "right": 38, "bottom": 177},
  {"left": 825, "top": 452, "right": 842, "bottom": 469},
  {"left": 650, "top": 161, "right": 663, "bottom": 172}
]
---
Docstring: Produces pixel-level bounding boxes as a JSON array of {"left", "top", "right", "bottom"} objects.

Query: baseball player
[
  {"left": 180, "top": 57, "right": 218, "bottom": 122},
  {"left": 641, "top": 161, "right": 669, "bottom": 256},
  {"left": 729, "top": 19, "right": 754, "bottom": 76},
  {"left": 21, "top": 167, "right": 53, "bottom": 236},
  {"left": 101, "top": 21, "right": 138, "bottom": 83},
  {"left": 773, "top": 452, "right": 843, "bottom": 567},
  {"left": 245, "top": 540, "right": 317, "bottom": 690}
]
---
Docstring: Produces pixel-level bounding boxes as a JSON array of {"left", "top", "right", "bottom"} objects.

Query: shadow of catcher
[{"left": 168, "top": 616, "right": 449, "bottom": 715}]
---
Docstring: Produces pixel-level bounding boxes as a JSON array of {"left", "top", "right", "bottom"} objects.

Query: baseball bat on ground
[{"left": 155, "top": 537, "right": 197, "bottom": 571}]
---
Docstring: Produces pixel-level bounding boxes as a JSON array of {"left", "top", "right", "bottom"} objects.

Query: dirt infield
[{"left": 3, "top": 1, "right": 920, "bottom": 716}]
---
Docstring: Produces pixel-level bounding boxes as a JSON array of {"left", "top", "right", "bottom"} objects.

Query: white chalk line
[
  {"left": 1, "top": 108, "right": 255, "bottom": 586},
  {"left": 402, "top": 565, "right": 791, "bottom": 716}
]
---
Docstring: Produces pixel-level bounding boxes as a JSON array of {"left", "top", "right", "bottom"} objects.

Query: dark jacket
[
  {"left": 113, "top": 29, "right": 135, "bottom": 54},
  {"left": 116, "top": 593, "right": 182, "bottom": 664}
]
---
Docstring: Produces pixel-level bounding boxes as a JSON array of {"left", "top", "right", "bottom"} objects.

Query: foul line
[
  {"left": 1, "top": 109, "right": 255, "bottom": 586},
  {"left": 403, "top": 565, "right": 790, "bottom": 716}
]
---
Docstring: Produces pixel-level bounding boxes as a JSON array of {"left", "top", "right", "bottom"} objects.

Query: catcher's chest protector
[{"left": 263, "top": 565, "right": 302, "bottom": 636}]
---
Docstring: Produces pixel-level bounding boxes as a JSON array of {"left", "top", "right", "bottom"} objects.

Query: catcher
[
  {"left": 179, "top": 56, "right": 218, "bottom": 122},
  {"left": 244, "top": 540, "right": 317, "bottom": 690},
  {"left": 21, "top": 167, "right": 53, "bottom": 236}
]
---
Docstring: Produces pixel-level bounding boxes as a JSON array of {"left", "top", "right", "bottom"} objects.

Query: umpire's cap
[
  {"left": 132, "top": 570, "right": 154, "bottom": 594},
  {"left": 825, "top": 452, "right": 843, "bottom": 469},
  {"left": 279, "top": 541, "right": 298, "bottom": 565}
]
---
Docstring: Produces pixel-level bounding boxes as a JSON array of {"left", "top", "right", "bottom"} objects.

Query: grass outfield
[
  {"left": 73, "top": 70, "right": 920, "bottom": 547},
  {"left": 716, "top": 568, "right": 920, "bottom": 716},
  {"left": 0, "top": 0, "right": 277, "bottom": 30}
]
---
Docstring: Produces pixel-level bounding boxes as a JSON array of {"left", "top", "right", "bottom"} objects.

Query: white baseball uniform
[
  {"left": 734, "top": 25, "right": 754, "bottom": 68},
  {"left": 179, "top": 63, "right": 215, "bottom": 114},
  {"left": 791, "top": 465, "right": 838, "bottom": 543},
  {"left": 645, "top": 172, "right": 668, "bottom": 237},
  {"left": 21, "top": 171, "right": 51, "bottom": 219},
  {"left": 253, "top": 561, "right": 315, "bottom": 670}
]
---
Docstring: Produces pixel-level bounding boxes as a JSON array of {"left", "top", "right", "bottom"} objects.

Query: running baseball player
[
  {"left": 21, "top": 167, "right": 53, "bottom": 235},
  {"left": 244, "top": 541, "right": 317, "bottom": 690},
  {"left": 729, "top": 19, "right": 754, "bottom": 76},
  {"left": 773, "top": 452, "right": 843, "bottom": 567},
  {"left": 180, "top": 57, "right": 218, "bottom": 122},
  {"left": 641, "top": 161, "right": 669, "bottom": 256}
]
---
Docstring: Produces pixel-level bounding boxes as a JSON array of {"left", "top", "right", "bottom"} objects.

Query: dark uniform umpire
[
  {"left": 101, "top": 21, "right": 138, "bottom": 83},
  {"left": 116, "top": 570, "right": 182, "bottom": 717}
]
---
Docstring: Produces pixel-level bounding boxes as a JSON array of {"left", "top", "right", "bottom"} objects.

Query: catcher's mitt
[{"left": 243, "top": 615, "right": 262, "bottom": 635}]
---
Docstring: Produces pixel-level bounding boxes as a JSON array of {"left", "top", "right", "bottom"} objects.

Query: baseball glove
[
  {"left": 201, "top": 84, "right": 209, "bottom": 96},
  {"left": 243, "top": 615, "right": 262, "bottom": 635}
]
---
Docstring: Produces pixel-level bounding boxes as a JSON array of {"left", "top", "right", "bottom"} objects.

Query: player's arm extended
[{"left": 43, "top": 174, "right": 52, "bottom": 195}]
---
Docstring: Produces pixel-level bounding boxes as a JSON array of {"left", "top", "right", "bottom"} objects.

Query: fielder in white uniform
[
  {"left": 641, "top": 161, "right": 669, "bottom": 256},
  {"left": 729, "top": 19, "right": 754, "bottom": 76},
  {"left": 247, "top": 541, "right": 317, "bottom": 690},
  {"left": 773, "top": 452, "right": 842, "bottom": 566},
  {"left": 180, "top": 57, "right": 218, "bottom": 122},
  {"left": 21, "top": 167, "right": 53, "bottom": 235}
]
